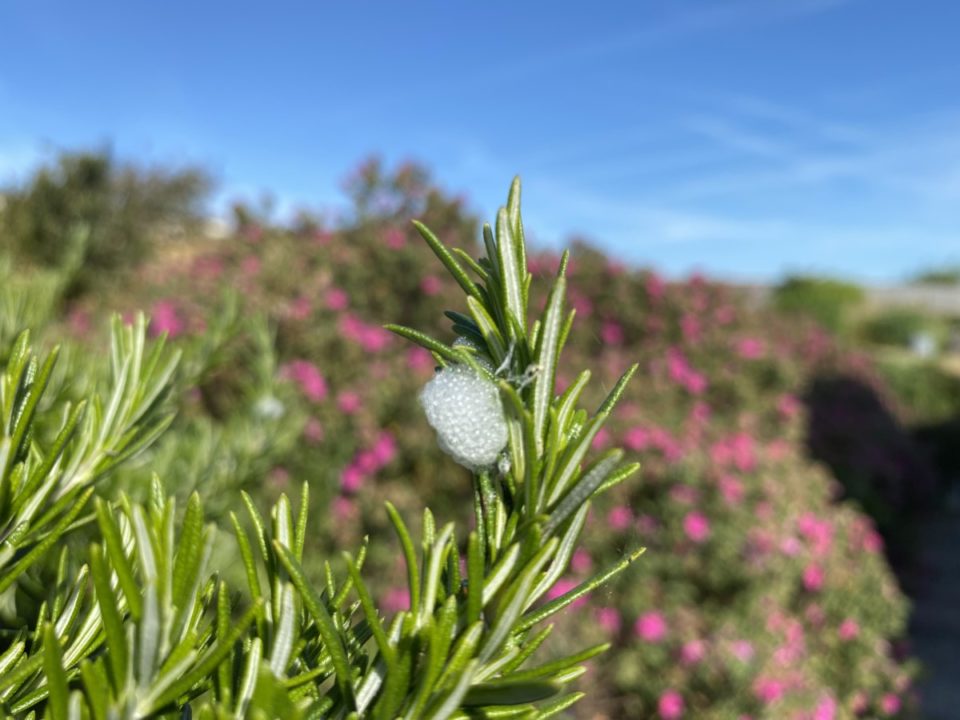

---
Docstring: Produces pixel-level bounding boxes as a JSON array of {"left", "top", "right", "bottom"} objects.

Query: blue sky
[{"left": 1, "top": 0, "right": 958, "bottom": 282}]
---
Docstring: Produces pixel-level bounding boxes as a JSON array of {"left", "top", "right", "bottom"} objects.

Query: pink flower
[
  {"left": 600, "top": 320, "right": 624, "bottom": 345},
  {"left": 718, "top": 474, "right": 744, "bottom": 505},
  {"left": 803, "top": 564, "right": 825, "bottom": 592},
  {"left": 340, "top": 464, "right": 364, "bottom": 494},
  {"left": 595, "top": 607, "right": 622, "bottom": 634},
  {"left": 681, "top": 314, "right": 701, "bottom": 343},
  {"left": 303, "top": 417, "right": 324, "bottom": 444},
  {"left": 325, "top": 287, "right": 349, "bottom": 311},
  {"left": 624, "top": 426, "right": 651, "bottom": 452},
  {"left": 331, "top": 495, "right": 355, "bottom": 520},
  {"left": 607, "top": 506, "right": 633, "bottom": 531},
  {"left": 777, "top": 394, "right": 801, "bottom": 419},
  {"left": 406, "top": 346, "right": 434, "bottom": 373},
  {"left": 813, "top": 696, "right": 837, "bottom": 720},
  {"left": 569, "top": 291, "right": 593, "bottom": 318},
  {"left": 658, "top": 690, "right": 684, "bottom": 719},
  {"left": 150, "top": 300, "right": 185, "bottom": 339},
  {"left": 646, "top": 272, "right": 665, "bottom": 301},
  {"left": 382, "top": 587, "right": 409, "bottom": 613},
  {"left": 754, "top": 677, "right": 785, "bottom": 704},
  {"left": 288, "top": 295, "right": 312, "bottom": 320},
  {"left": 880, "top": 693, "right": 901, "bottom": 716},
  {"left": 280, "top": 360, "right": 328, "bottom": 403},
  {"left": 736, "top": 337, "right": 764, "bottom": 359},
  {"left": 683, "top": 512, "right": 711, "bottom": 543},
  {"left": 729, "top": 640, "right": 754, "bottom": 662},
  {"left": 780, "top": 537, "right": 802, "bottom": 556},
  {"left": 680, "top": 639, "right": 706, "bottom": 666},
  {"left": 635, "top": 611, "right": 667, "bottom": 642},
  {"left": 591, "top": 427, "right": 611, "bottom": 450},
  {"left": 337, "top": 391, "right": 362, "bottom": 414},
  {"left": 838, "top": 618, "right": 860, "bottom": 641},
  {"left": 385, "top": 227, "right": 406, "bottom": 249},
  {"left": 240, "top": 255, "right": 261, "bottom": 276},
  {"left": 420, "top": 275, "right": 443, "bottom": 295},
  {"left": 571, "top": 549, "right": 592, "bottom": 574},
  {"left": 372, "top": 432, "right": 397, "bottom": 465}
]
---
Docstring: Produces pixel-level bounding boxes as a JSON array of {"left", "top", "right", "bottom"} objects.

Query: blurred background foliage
[{"left": 2, "top": 149, "right": 959, "bottom": 718}]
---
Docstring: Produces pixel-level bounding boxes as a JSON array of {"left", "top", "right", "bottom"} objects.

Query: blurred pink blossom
[
  {"left": 680, "top": 639, "right": 706, "bottom": 666},
  {"left": 240, "top": 255, "right": 261, "bottom": 276},
  {"left": 340, "top": 465, "right": 363, "bottom": 494},
  {"left": 385, "top": 227, "right": 406, "bottom": 249},
  {"left": 753, "top": 677, "right": 785, "bottom": 704},
  {"left": 635, "top": 611, "right": 667, "bottom": 642},
  {"left": 372, "top": 432, "right": 397, "bottom": 465},
  {"left": 718, "top": 474, "right": 744, "bottom": 505},
  {"left": 658, "top": 690, "right": 684, "bottom": 719},
  {"left": 838, "top": 618, "right": 860, "bottom": 641},
  {"left": 803, "top": 564, "right": 825, "bottom": 592},
  {"left": 288, "top": 295, "right": 312, "bottom": 320},
  {"left": 591, "top": 427, "right": 611, "bottom": 450},
  {"left": 880, "top": 694, "right": 901, "bottom": 716},
  {"left": 303, "top": 417, "right": 324, "bottom": 444},
  {"left": 813, "top": 696, "right": 837, "bottom": 720},
  {"left": 624, "top": 426, "right": 651, "bottom": 452},
  {"left": 568, "top": 290, "right": 593, "bottom": 317},
  {"left": 325, "top": 287, "right": 349, "bottom": 311},
  {"left": 681, "top": 314, "right": 701, "bottom": 343},
  {"left": 406, "top": 346, "right": 435, "bottom": 373},
  {"left": 645, "top": 272, "right": 665, "bottom": 301},
  {"left": 595, "top": 607, "right": 622, "bottom": 634},
  {"left": 601, "top": 320, "right": 624, "bottom": 345},
  {"left": 730, "top": 640, "right": 754, "bottom": 662},
  {"left": 736, "top": 337, "right": 765, "bottom": 359},
  {"left": 150, "top": 300, "right": 185, "bottom": 338},
  {"left": 382, "top": 587, "right": 409, "bottom": 613},
  {"left": 280, "top": 360, "right": 328, "bottom": 402},
  {"left": 337, "top": 391, "right": 362, "bottom": 414},
  {"left": 607, "top": 506, "right": 633, "bottom": 531},
  {"left": 571, "top": 549, "right": 592, "bottom": 574},
  {"left": 420, "top": 275, "right": 443, "bottom": 295},
  {"left": 683, "top": 512, "right": 711, "bottom": 543}
]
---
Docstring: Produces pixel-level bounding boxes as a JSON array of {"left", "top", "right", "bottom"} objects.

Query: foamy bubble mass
[{"left": 419, "top": 363, "right": 508, "bottom": 471}]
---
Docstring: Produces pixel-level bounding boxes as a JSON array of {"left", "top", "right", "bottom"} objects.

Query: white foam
[{"left": 419, "top": 364, "right": 508, "bottom": 471}]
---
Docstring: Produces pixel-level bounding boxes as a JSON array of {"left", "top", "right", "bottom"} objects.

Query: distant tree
[
  {"left": 911, "top": 265, "right": 960, "bottom": 286},
  {"left": 1, "top": 149, "right": 212, "bottom": 289},
  {"left": 772, "top": 275, "right": 865, "bottom": 335}
]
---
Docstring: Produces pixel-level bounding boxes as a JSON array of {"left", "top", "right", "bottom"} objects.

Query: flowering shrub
[
  {"left": 0, "top": 178, "right": 647, "bottom": 717},
  {"left": 2, "top": 158, "right": 924, "bottom": 717}
]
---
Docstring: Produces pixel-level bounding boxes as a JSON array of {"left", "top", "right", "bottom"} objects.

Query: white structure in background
[
  {"left": 203, "top": 217, "right": 231, "bottom": 240},
  {"left": 910, "top": 331, "right": 938, "bottom": 359}
]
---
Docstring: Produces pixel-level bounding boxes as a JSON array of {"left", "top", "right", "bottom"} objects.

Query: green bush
[
  {"left": 862, "top": 308, "right": 948, "bottom": 352},
  {"left": 772, "top": 276, "right": 865, "bottom": 335},
  {"left": 1, "top": 150, "right": 211, "bottom": 289}
]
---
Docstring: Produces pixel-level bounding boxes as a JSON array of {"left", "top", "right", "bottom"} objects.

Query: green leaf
[
  {"left": 412, "top": 220, "right": 481, "bottom": 300},
  {"left": 89, "top": 544, "right": 127, "bottom": 689},
  {"left": 42, "top": 623, "right": 69, "bottom": 720},
  {"left": 273, "top": 541, "right": 355, "bottom": 709},
  {"left": 531, "top": 274, "right": 566, "bottom": 460}
]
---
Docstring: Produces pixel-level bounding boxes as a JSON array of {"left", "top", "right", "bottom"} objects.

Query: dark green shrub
[
  {"left": 1, "top": 150, "right": 211, "bottom": 288},
  {"left": 862, "top": 308, "right": 947, "bottom": 351},
  {"left": 772, "top": 276, "right": 865, "bottom": 335}
]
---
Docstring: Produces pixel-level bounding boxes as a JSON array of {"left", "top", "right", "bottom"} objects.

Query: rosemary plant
[{"left": 0, "top": 178, "right": 643, "bottom": 719}]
